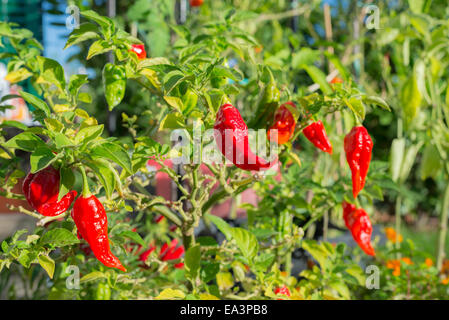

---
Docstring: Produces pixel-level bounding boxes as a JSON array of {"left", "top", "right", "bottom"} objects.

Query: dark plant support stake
[{"left": 107, "top": 0, "right": 117, "bottom": 135}]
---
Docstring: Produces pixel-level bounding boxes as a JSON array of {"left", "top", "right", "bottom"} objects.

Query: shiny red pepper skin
[
  {"left": 22, "top": 166, "right": 77, "bottom": 217},
  {"left": 71, "top": 195, "right": 126, "bottom": 272},
  {"left": 267, "top": 101, "right": 296, "bottom": 145},
  {"left": 303, "top": 121, "right": 333, "bottom": 154},
  {"left": 189, "top": 0, "right": 203, "bottom": 7},
  {"left": 129, "top": 44, "right": 146, "bottom": 60},
  {"left": 344, "top": 126, "right": 373, "bottom": 199},
  {"left": 214, "top": 103, "right": 277, "bottom": 171},
  {"left": 342, "top": 201, "right": 375, "bottom": 256}
]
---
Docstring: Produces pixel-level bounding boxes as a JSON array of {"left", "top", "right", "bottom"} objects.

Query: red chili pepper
[
  {"left": 189, "top": 0, "right": 203, "bottom": 7},
  {"left": 344, "top": 126, "right": 373, "bottom": 198},
  {"left": 303, "top": 120, "right": 333, "bottom": 154},
  {"left": 139, "top": 245, "right": 156, "bottom": 267},
  {"left": 129, "top": 44, "right": 146, "bottom": 60},
  {"left": 71, "top": 194, "right": 126, "bottom": 272},
  {"left": 274, "top": 285, "right": 291, "bottom": 299},
  {"left": 22, "top": 166, "right": 77, "bottom": 217},
  {"left": 214, "top": 103, "right": 277, "bottom": 171},
  {"left": 139, "top": 239, "right": 184, "bottom": 269},
  {"left": 160, "top": 239, "right": 185, "bottom": 268},
  {"left": 267, "top": 101, "right": 296, "bottom": 145},
  {"left": 342, "top": 201, "right": 375, "bottom": 256}
]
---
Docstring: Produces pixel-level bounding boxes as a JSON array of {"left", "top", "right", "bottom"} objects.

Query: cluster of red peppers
[
  {"left": 274, "top": 285, "right": 291, "bottom": 300},
  {"left": 266, "top": 101, "right": 333, "bottom": 154},
  {"left": 213, "top": 75, "right": 375, "bottom": 255},
  {"left": 139, "top": 239, "right": 185, "bottom": 269},
  {"left": 23, "top": 166, "right": 126, "bottom": 272}
]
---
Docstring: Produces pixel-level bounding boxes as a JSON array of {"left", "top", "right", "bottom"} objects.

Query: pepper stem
[{"left": 80, "top": 166, "right": 91, "bottom": 198}]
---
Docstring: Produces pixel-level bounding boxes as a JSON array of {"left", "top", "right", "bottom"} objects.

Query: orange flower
[
  {"left": 441, "top": 277, "right": 449, "bottom": 285},
  {"left": 401, "top": 257, "right": 413, "bottom": 265},
  {"left": 384, "top": 227, "right": 403, "bottom": 243},
  {"left": 386, "top": 259, "right": 401, "bottom": 276},
  {"left": 330, "top": 77, "right": 343, "bottom": 84},
  {"left": 425, "top": 258, "right": 433, "bottom": 267}
]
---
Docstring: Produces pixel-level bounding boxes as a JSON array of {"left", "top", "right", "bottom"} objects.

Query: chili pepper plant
[{"left": 0, "top": 8, "right": 391, "bottom": 300}]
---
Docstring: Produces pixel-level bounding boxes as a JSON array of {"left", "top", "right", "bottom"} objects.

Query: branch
[{"left": 255, "top": 6, "right": 310, "bottom": 23}]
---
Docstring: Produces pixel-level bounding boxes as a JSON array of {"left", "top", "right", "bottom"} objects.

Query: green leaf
[
  {"left": 216, "top": 272, "right": 234, "bottom": 291},
  {"left": 45, "top": 118, "right": 63, "bottom": 133},
  {"left": 205, "top": 214, "right": 232, "bottom": 240},
  {"left": 80, "top": 271, "right": 106, "bottom": 283},
  {"left": 4, "top": 68, "right": 32, "bottom": 83},
  {"left": 80, "top": 10, "right": 115, "bottom": 38},
  {"left": 59, "top": 167, "right": 75, "bottom": 201},
  {"left": 85, "top": 160, "right": 116, "bottom": 199},
  {"left": 420, "top": 143, "right": 442, "bottom": 180},
  {"left": 0, "top": 120, "right": 28, "bottom": 131},
  {"left": 184, "top": 244, "right": 201, "bottom": 282},
  {"left": 38, "top": 255, "right": 55, "bottom": 279},
  {"left": 163, "top": 96, "right": 184, "bottom": 113},
  {"left": 328, "top": 281, "right": 350, "bottom": 299},
  {"left": 229, "top": 228, "right": 259, "bottom": 260},
  {"left": 102, "top": 63, "right": 126, "bottom": 110},
  {"left": 39, "top": 228, "right": 79, "bottom": 247},
  {"left": 36, "top": 56, "right": 66, "bottom": 90},
  {"left": 64, "top": 23, "right": 99, "bottom": 49},
  {"left": 345, "top": 265, "right": 366, "bottom": 286},
  {"left": 253, "top": 252, "right": 275, "bottom": 271},
  {"left": 68, "top": 74, "right": 89, "bottom": 97},
  {"left": 159, "top": 112, "right": 185, "bottom": 130},
  {"left": 4, "top": 132, "right": 46, "bottom": 152},
  {"left": 155, "top": 288, "right": 185, "bottom": 300},
  {"left": 302, "top": 240, "right": 332, "bottom": 269},
  {"left": 303, "top": 65, "right": 332, "bottom": 95},
  {"left": 401, "top": 74, "right": 422, "bottom": 127},
  {"left": 87, "top": 40, "right": 113, "bottom": 60},
  {"left": 90, "top": 142, "right": 132, "bottom": 174},
  {"left": 74, "top": 124, "right": 104, "bottom": 145},
  {"left": 344, "top": 97, "right": 365, "bottom": 121},
  {"left": 78, "top": 92, "right": 92, "bottom": 104},
  {"left": 292, "top": 48, "right": 320, "bottom": 69},
  {"left": 408, "top": 0, "right": 425, "bottom": 13},
  {"left": 117, "top": 230, "right": 145, "bottom": 247},
  {"left": 19, "top": 91, "right": 51, "bottom": 117},
  {"left": 54, "top": 133, "right": 74, "bottom": 149},
  {"left": 324, "top": 52, "right": 350, "bottom": 80},
  {"left": 17, "top": 250, "right": 36, "bottom": 268},
  {"left": 30, "top": 146, "right": 58, "bottom": 173},
  {"left": 363, "top": 96, "right": 391, "bottom": 111}
]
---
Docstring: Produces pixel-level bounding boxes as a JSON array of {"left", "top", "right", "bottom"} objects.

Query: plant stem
[
  {"left": 395, "top": 195, "right": 402, "bottom": 259},
  {"left": 182, "top": 230, "right": 195, "bottom": 251},
  {"left": 437, "top": 184, "right": 449, "bottom": 270},
  {"left": 152, "top": 204, "right": 182, "bottom": 227},
  {"left": 79, "top": 166, "right": 91, "bottom": 198}
]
